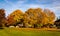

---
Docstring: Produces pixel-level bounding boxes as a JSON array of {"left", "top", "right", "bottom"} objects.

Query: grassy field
[{"left": 0, "top": 28, "right": 60, "bottom": 36}]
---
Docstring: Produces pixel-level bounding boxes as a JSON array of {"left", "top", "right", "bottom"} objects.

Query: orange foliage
[
  {"left": 7, "top": 10, "right": 24, "bottom": 25},
  {"left": 7, "top": 8, "right": 56, "bottom": 28}
]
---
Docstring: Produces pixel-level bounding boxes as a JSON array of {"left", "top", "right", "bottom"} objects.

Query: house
[
  {"left": 17, "top": 23, "right": 24, "bottom": 28},
  {"left": 54, "top": 19, "right": 60, "bottom": 29}
]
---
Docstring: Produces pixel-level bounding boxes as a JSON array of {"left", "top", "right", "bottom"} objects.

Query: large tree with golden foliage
[
  {"left": 7, "top": 8, "right": 55, "bottom": 28},
  {"left": 7, "top": 10, "right": 24, "bottom": 26},
  {"left": 44, "top": 9, "right": 55, "bottom": 24},
  {"left": 23, "top": 8, "right": 55, "bottom": 28},
  {"left": 23, "top": 8, "right": 46, "bottom": 28}
]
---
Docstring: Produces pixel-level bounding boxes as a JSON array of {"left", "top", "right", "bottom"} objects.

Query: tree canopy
[{"left": 6, "top": 8, "right": 56, "bottom": 28}]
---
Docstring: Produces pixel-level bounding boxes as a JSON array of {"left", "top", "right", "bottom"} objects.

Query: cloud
[
  {"left": 0, "top": 0, "right": 60, "bottom": 17},
  {"left": 3, "top": 0, "right": 27, "bottom": 16},
  {"left": 4, "top": 0, "right": 25, "bottom": 5}
]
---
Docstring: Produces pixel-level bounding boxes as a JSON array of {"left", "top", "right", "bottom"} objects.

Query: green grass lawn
[{"left": 0, "top": 28, "right": 60, "bottom": 36}]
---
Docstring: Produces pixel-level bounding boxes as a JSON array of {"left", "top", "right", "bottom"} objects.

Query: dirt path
[{"left": 8, "top": 27, "right": 60, "bottom": 31}]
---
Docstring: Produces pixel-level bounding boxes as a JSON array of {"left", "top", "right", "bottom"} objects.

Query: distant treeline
[{"left": 0, "top": 8, "right": 60, "bottom": 29}]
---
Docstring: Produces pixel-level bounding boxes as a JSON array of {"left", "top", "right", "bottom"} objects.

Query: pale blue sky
[{"left": 0, "top": 0, "right": 60, "bottom": 17}]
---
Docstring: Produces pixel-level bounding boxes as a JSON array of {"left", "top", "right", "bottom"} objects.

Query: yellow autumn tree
[
  {"left": 23, "top": 8, "right": 55, "bottom": 28},
  {"left": 7, "top": 8, "right": 56, "bottom": 28},
  {"left": 23, "top": 8, "right": 45, "bottom": 28},
  {"left": 7, "top": 9, "right": 24, "bottom": 26},
  {"left": 44, "top": 9, "right": 55, "bottom": 24}
]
